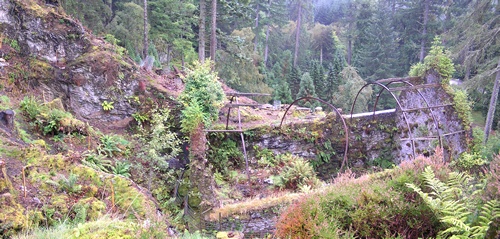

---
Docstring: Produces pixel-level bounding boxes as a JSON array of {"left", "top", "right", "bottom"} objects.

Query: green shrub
[
  {"left": 0, "top": 95, "right": 11, "bottom": 110},
  {"left": 20, "top": 97, "right": 84, "bottom": 136},
  {"left": 281, "top": 157, "right": 318, "bottom": 190},
  {"left": 46, "top": 173, "right": 82, "bottom": 195},
  {"left": 41, "top": 109, "right": 72, "bottom": 135},
  {"left": 97, "top": 134, "right": 130, "bottom": 157},
  {"left": 112, "top": 161, "right": 131, "bottom": 178},
  {"left": 82, "top": 152, "right": 112, "bottom": 173},
  {"left": 276, "top": 166, "right": 441, "bottom": 238},
  {"left": 135, "top": 108, "right": 181, "bottom": 171},
  {"left": 254, "top": 146, "right": 276, "bottom": 168},
  {"left": 409, "top": 36, "right": 455, "bottom": 82},
  {"left": 452, "top": 152, "right": 486, "bottom": 172},
  {"left": 178, "top": 60, "right": 225, "bottom": 134},
  {"left": 20, "top": 96, "right": 41, "bottom": 119},
  {"left": 452, "top": 89, "right": 473, "bottom": 131},
  {"left": 101, "top": 100, "right": 114, "bottom": 111},
  {"left": 482, "top": 133, "right": 500, "bottom": 160},
  {"left": 208, "top": 139, "right": 243, "bottom": 175}
]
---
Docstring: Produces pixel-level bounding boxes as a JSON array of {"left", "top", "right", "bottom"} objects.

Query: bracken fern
[{"left": 407, "top": 166, "right": 499, "bottom": 238}]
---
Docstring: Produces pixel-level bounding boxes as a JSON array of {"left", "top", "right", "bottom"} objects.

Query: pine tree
[
  {"left": 310, "top": 61, "right": 326, "bottom": 100},
  {"left": 325, "top": 36, "right": 347, "bottom": 104},
  {"left": 353, "top": 2, "right": 397, "bottom": 81},
  {"left": 61, "top": 0, "right": 112, "bottom": 34},
  {"left": 273, "top": 77, "right": 293, "bottom": 104},
  {"left": 288, "top": 66, "right": 302, "bottom": 99},
  {"left": 107, "top": 2, "right": 145, "bottom": 55},
  {"left": 148, "top": 0, "right": 197, "bottom": 67},
  {"left": 297, "top": 72, "right": 318, "bottom": 108}
]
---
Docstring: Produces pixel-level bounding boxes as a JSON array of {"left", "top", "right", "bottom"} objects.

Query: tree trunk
[
  {"left": 143, "top": 0, "right": 148, "bottom": 58},
  {"left": 253, "top": 3, "right": 260, "bottom": 53},
  {"left": 263, "top": 0, "right": 272, "bottom": 66},
  {"left": 419, "top": 0, "right": 429, "bottom": 62},
  {"left": 199, "top": 0, "right": 206, "bottom": 63},
  {"left": 347, "top": 37, "right": 352, "bottom": 65},
  {"left": 189, "top": 123, "right": 219, "bottom": 211},
  {"left": 264, "top": 25, "right": 270, "bottom": 66},
  {"left": 210, "top": 0, "right": 217, "bottom": 61},
  {"left": 320, "top": 47, "right": 323, "bottom": 65},
  {"left": 484, "top": 58, "right": 500, "bottom": 143},
  {"left": 293, "top": 3, "right": 302, "bottom": 67}
]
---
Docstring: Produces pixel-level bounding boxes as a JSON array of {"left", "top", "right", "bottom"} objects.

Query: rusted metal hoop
[
  {"left": 279, "top": 96, "right": 349, "bottom": 172},
  {"left": 371, "top": 80, "right": 444, "bottom": 154},
  {"left": 350, "top": 82, "right": 417, "bottom": 158}
]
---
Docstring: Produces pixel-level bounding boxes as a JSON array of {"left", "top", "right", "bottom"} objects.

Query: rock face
[
  {"left": 0, "top": 0, "right": 141, "bottom": 122},
  {"left": 0, "top": 109, "right": 15, "bottom": 130}
]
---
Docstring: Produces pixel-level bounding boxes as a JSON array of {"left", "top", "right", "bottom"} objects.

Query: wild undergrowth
[{"left": 275, "top": 147, "right": 500, "bottom": 238}]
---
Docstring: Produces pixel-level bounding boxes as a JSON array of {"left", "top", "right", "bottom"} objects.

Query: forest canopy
[{"left": 60, "top": 0, "right": 499, "bottom": 124}]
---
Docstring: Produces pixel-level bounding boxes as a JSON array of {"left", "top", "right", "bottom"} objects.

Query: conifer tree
[
  {"left": 325, "top": 37, "right": 347, "bottom": 104},
  {"left": 287, "top": 66, "right": 302, "bottom": 99},
  {"left": 310, "top": 61, "right": 326, "bottom": 100},
  {"left": 297, "top": 72, "right": 318, "bottom": 108},
  {"left": 273, "top": 77, "right": 293, "bottom": 104}
]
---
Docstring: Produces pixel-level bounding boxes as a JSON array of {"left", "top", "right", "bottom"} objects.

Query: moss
[
  {"left": 26, "top": 210, "right": 45, "bottom": 228},
  {"left": 72, "top": 165, "right": 102, "bottom": 187},
  {"left": 109, "top": 176, "right": 152, "bottom": 219},
  {"left": 50, "top": 194, "right": 70, "bottom": 216},
  {"left": 29, "top": 58, "right": 53, "bottom": 80},
  {"left": 45, "top": 154, "right": 66, "bottom": 170},
  {"left": 74, "top": 197, "right": 106, "bottom": 221},
  {"left": 0, "top": 194, "right": 28, "bottom": 235},
  {"left": 66, "top": 218, "right": 135, "bottom": 239},
  {"left": 0, "top": 144, "right": 23, "bottom": 158}
]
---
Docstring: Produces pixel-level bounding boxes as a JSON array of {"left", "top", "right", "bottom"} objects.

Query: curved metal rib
[
  {"left": 350, "top": 82, "right": 417, "bottom": 158},
  {"left": 279, "top": 97, "right": 350, "bottom": 172}
]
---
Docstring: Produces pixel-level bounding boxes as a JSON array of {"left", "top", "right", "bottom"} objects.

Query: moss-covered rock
[
  {"left": 73, "top": 197, "right": 106, "bottom": 222},
  {"left": 0, "top": 193, "right": 27, "bottom": 236}
]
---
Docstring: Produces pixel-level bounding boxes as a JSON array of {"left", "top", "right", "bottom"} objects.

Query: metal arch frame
[
  {"left": 279, "top": 96, "right": 350, "bottom": 172},
  {"left": 350, "top": 80, "right": 444, "bottom": 159},
  {"left": 225, "top": 95, "right": 237, "bottom": 130},
  {"left": 350, "top": 82, "right": 417, "bottom": 158},
  {"left": 370, "top": 80, "right": 444, "bottom": 153}
]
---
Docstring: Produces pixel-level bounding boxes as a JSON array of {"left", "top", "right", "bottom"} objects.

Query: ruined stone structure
[{"left": 230, "top": 73, "right": 471, "bottom": 179}]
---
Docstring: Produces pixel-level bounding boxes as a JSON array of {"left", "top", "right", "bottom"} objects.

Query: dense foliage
[
  {"left": 59, "top": 0, "right": 498, "bottom": 118},
  {"left": 276, "top": 149, "right": 500, "bottom": 238},
  {"left": 178, "top": 60, "right": 225, "bottom": 134}
]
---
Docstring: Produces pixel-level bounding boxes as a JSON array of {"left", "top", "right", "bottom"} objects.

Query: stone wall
[
  {"left": 204, "top": 209, "right": 278, "bottom": 238},
  {"left": 222, "top": 76, "right": 470, "bottom": 177},
  {"left": 395, "top": 74, "right": 470, "bottom": 162},
  {"left": 235, "top": 109, "right": 398, "bottom": 180}
]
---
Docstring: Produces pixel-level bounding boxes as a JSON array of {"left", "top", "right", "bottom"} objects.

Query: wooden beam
[
  {"left": 441, "top": 130, "right": 466, "bottom": 137},
  {"left": 400, "top": 136, "right": 438, "bottom": 141}
]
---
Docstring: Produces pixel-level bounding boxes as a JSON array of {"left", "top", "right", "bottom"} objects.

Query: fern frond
[
  {"left": 470, "top": 200, "right": 499, "bottom": 238},
  {"left": 447, "top": 171, "right": 471, "bottom": 189}
]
